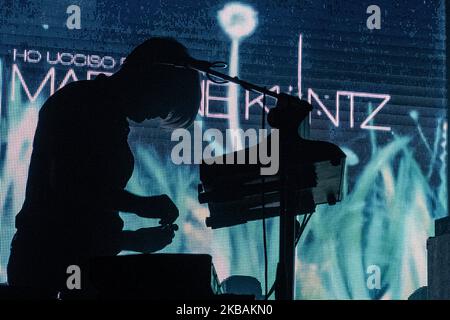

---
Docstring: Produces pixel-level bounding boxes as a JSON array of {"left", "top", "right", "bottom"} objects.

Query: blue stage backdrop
[{"left": 0, "top": 0, "right": 447, "bottom": 299}]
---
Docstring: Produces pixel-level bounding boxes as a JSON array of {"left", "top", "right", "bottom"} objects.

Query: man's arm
[{"left": 102, "top": 189, "right": 179, "bottom": 224}]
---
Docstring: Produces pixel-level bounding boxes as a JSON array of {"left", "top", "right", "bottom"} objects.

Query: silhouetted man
[{"left": 7, "top": 38, "right": 201, "bottom": 296}]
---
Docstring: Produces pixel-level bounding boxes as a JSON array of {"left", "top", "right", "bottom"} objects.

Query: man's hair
[
  {"left": 122, "top": 37, "right": 201, "bottom": 128},
  {"left": 123, "top": 37, "right": 189, "bottom": 72}
]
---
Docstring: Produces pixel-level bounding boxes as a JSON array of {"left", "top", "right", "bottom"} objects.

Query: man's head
[{"left": 114, "top": 37, "right": 201, "bottom": 128}]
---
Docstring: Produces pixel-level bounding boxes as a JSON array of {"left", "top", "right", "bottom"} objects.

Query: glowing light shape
[
  {"left": 409, "top": 110, "right": 419, "bottom": 121},
  {"left": 218, "top": 2, "right": 258, "bottom": 40},
  {"left": 217, "top": 2, "right": 258, "bottom": 151}
]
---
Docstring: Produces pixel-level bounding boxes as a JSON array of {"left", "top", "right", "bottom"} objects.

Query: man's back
[{"left": 8, "top": 76, "right": 133, "bottom": 292}]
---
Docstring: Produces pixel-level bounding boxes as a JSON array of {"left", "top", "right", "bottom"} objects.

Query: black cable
[
  {"left": 265, "top": 211, "right": 314, "bottom": 300},
  {"left": 296, "top": 212, "right": 313, "bottom": 246},
  {"left": 261, "top": 91, "right": 268, "bottom": 299}
]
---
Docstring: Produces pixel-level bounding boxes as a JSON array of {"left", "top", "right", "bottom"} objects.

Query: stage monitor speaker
[{"left": 89, "top": 253, "right": 222, "bottom": 299}]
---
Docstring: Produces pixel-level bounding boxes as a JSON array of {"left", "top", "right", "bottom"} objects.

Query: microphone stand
[{"left": 179, "top": 60, "right": 312, "bottom": 300}]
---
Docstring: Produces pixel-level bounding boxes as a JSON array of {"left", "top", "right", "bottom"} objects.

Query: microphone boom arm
[
  {"left": 181, "top": 59, "right": 313, "bottom": 128},
  {"left": 186, "top": 61, "right": 281, "bottom": 100}
]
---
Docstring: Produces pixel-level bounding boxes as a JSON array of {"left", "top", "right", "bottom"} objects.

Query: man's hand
[
  {"left": 121, "top": 225, "right": 178, "bottom": 253},
  {"left": 136, "top": 194, "right": 179, "bottom": 225},
  {"left": 155, "top": 195, "right": 179, "bottom": 225}
]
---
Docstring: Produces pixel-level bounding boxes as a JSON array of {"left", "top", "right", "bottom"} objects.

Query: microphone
[
  {"left": 158, "top": 57, "right": 226, "bottom": 73},
  {"left": 184, "top": 57, "right": 216, "bottom": 72}
]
